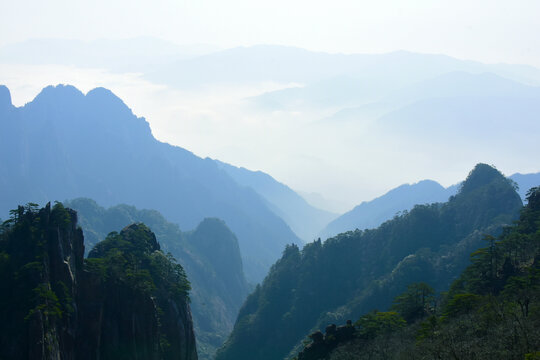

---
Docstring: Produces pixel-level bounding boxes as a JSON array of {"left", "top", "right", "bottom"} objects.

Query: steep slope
[
  {"left": 320, "top": 180, "right": 455, "bottom": 239},
  {"left": 300, "top": 187, "right": 540, "bottom": 360},
  {"left": 0, "top": 203, "right": 197, "bottom": 360},
  {"left": 64, "top": 198, "right": 249, "bottom": 360},
  {"left": 0, "top": 84, "right": 300, "bottom": 282},
  {"left": 215, "top": 160, "right": 337, "bottom": 242},
  {"left": 215, "top": 164, "right": 522, "bottom": 360}
]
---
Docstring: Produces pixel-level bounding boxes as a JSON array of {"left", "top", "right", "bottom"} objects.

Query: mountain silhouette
[{"left": 0, "top": 84, "right": 300, "bottom": 282}]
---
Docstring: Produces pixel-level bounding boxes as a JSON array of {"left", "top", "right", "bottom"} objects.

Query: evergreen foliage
[
  {"left": 300, "top": 186, "right": 540, "bottom": 360},
  {"left": 0, "top": 202, "right": 82, "bottom": 358},
  {"left": 216, "top": 164, "right": 523, "bottom": 360},
  {"left": 0, "top": 203, "right": 197, "bottom": 360}
]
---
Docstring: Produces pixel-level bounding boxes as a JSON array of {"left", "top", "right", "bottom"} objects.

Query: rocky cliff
[{"left": 0, "top": 203, "right": 198, "bottom": 360}]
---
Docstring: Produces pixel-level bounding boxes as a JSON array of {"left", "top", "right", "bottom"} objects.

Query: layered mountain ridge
[
  {"left": 64, "top": 198, "right": 248, "bottom": 359},
  {"left": 320, "top": 171, "right": 539, "bottom": 239},
  {"left": 0, "top": 84, "right": 301, "bottom": 283},
  {"left": 215, "top": 164, "right": 523, "bottom": 360}
]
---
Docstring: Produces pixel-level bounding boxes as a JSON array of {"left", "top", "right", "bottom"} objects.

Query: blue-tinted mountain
[
  {"left": 509, "top": 172, "right": 540, "bottom": 201},
  {"left": 215, "top": 164, "right": 522, "bottom": 360},
  {"left": 319, "top": 180, "right": 456, "bottom": 239},
  {"left": 64, "top": 198, "right": 248, "bottom": 359},
  {"left": 320, "top": 172, "right": 539, "bottom": 240},
  {"left": 215, "top": 160, "right": 337, "bottom": 242},
  {"left": 0, "top": 84, "right": 300, "bottom": 283}
]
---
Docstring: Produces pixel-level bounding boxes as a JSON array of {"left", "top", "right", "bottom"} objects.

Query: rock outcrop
[{"left": 0, "top": 203, "right": 198, "bottom": 360}]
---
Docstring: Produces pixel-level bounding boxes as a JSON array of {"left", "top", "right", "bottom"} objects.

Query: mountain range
[
  {"left": 0, "top": 84, "right": 309, "bottom": 283},
  {"left": 215, "top": 160, "right": 337, "bottom": 242},
  {"left": 320, "top": 172, "right": 539, "bottom": 239},
  {"left": 215, "top": 164, "right": 523, "bottom": 360}
]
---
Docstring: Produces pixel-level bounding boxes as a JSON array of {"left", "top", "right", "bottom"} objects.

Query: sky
[
  {"left": 1, "top": 1, "right": 540, "bottom": 212},
  {"left": 2, "top": 0, "right": 540, "bottom": 66}
]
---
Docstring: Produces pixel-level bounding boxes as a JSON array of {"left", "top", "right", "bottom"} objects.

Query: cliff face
[{"left": 0, "top": 203, "right": 197, "bottom": 360}]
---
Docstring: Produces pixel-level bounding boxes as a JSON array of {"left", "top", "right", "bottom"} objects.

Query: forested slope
[
  {"left": 216, "top": 164, "right": 522, "bottom": 360},
  {"left": 298, "top": 186, "right": 540, "bottom": 360}
]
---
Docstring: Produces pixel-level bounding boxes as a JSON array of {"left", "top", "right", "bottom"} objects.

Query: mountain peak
[
  {"left": 86, "top": 86, "right": 124, "bottom": 103},
  {"left": 192, "top": 218, "right": 238, "bottom": 248},
  {"left": 120, "top": 223, "right": 161, "bottom": 253},
  {"left": 85, "top": 87, "right": 136, "bottom": 117},
  {"left": 31, "top": 84, "right": 85, "bottom": 108},
  {"left": 0, "top": 85, "right": 12, "bottom": 109},
  {"left": 459, "top": 163, "right": 509, "bottom": 194}
]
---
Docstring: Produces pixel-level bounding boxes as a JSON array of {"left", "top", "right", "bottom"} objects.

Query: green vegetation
[
  {"left": 0, "top": 202, "right": 197, "bottom": 360},
  {"left": 0, "top": 202, "right": 82, "bottom": 358},
  {"left": 299, "top": 186, "right": 540, "bottom": 359},
  {"left": 87, "top": 222, "right": 190, "bottom": 305},
  {"left": 65, "top": 198, "right": 249, "bottom": 360},
  {"left": 216, "top": 164, "right": 523, "bottom": 360}
]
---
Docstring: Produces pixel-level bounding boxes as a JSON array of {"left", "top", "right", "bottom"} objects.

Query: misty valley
[{"left": 1, "top": 40, "right": 540, "bottom": 360}]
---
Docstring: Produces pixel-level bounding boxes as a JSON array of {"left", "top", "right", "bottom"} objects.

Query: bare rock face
[{"left": 0, "top": 203, "right": 198, "bottom": 360}]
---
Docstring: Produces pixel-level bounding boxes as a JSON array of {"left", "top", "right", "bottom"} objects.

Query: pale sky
[{"left": 1, "top": 0, "right": 540, "bottom": 67}]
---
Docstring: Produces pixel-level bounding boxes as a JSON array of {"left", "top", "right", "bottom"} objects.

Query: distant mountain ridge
[
  {"left": 0, "top": 84, "right": 300, "bottom": 283},
  {"left": 319, "top": 180, "right": 456, "bottom": 239},
  {"left": 320, "top": 172, "right": 539, "bottom": 239},
  {"left": 148, "top": 46, "right": 540, "bottom": 89},
  {"left": 215, "top": 164, "right": 523, "bottom": 360},
  {"left": 215, "top": 160, "right": 337, "bottom": 242}
]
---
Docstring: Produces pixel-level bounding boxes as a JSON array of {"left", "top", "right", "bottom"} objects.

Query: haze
[{"left": 2, "top": 0, "right": 540, "bottom": 212}]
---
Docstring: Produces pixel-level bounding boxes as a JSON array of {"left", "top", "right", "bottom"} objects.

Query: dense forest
[
  {"left": 215, "top": 164, "right": 524, "bottom": 360},
  {"left": 296, "top": 186, "right": 540, "bottom": 359},
  {"left": 0, "top": 202, "right": 197, "bottom": 360}
]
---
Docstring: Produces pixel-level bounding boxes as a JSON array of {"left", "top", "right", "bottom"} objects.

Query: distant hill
[
  {"left": 65, "top": 198, "right": 248, "bottom": 360},
  {"left": 215, "top": 160, "right": 337, "bottom": 242},
  {"left": 148, "top": 46, "right": 540, "bottom": 89},
  {"left": 0, "top": 84, "right": 300, "bottom": 283},
  {"left": 319, "top": 180, "right": 456, "bottom": 239},
  {"left": 215, "top": 164, "right": 523, "bottom": 360},
  {"left": 509, "top": 172, "right": 540, "bottom": 201},
  {"left": 320, "top": 172, "right": 540, "bottom": 239},
  {"left": 323, "top": 71, "right": 540, "bottom": 123}
]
